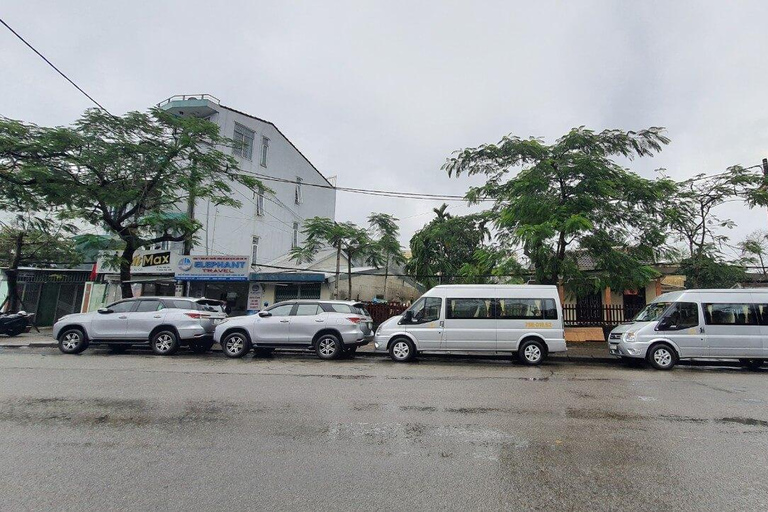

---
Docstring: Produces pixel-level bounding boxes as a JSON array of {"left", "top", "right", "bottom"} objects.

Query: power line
[{"left": 0, "top": 17, "right": 111, "bottom": 114}]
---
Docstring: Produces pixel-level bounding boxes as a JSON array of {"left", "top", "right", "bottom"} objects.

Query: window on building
[
  {"left": 251, "top": 236, "right": 259, "bottom": 263},
  {"left": 260, "top": 136, "right": 269, "bottom": 167},
  {"left": 233, "top": 123, "right": 254, "bottom": 160},
  {"left": 292, "top": 222, "right": 299, "bottom": 248},
  {"left": 295, "top": 177, "right": 303, "bottom": 205},
  {"left": 255, "top": 186, "right": 265, "bottom": 216}
]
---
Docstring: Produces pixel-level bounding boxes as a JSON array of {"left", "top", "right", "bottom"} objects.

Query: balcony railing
[{"left": 157, "top": 94, "right": 221, "bottom": 108}]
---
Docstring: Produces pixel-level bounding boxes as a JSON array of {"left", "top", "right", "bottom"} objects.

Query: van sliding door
[{"left": 442, "top": 298, "right": 496, "bottom": 351}]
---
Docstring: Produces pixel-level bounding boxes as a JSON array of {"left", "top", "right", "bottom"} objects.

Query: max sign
[{"left": 175, "top": 255, "right": 250, "bottom": 281}]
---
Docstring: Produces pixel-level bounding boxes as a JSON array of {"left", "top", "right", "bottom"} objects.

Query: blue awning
[{"left": 250, "top": 272, "right": 326, "bottom": 283}]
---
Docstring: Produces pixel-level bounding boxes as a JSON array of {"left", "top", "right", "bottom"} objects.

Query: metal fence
[
  {"left": 562, "top": 304, "right": 644, "bottom": 327},
  {"left": 362, "top": 302, "right": 409, "bottom": 327}
]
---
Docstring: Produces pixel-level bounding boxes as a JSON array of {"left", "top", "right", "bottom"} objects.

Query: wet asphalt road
[{"left": 1, "top": 347, "right": 767, "bottom": 512}]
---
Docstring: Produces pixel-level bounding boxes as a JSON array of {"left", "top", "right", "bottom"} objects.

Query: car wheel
[
  {"left": 58, "top": 328, "right": 89, "bottom": 354},
  {"left": 189, "top": 340, "right": 214, "bottom": 354},
  {"left": 739, "top": 359, "right": 764, "bottom": 371},
  {"left": 315, "top": 333, "right": 342, "bottom": 360},
  {"left": 389, "top": 338, "right": 415, "bottom": 362},
  {"left": 108, "top": 344, "right": 129, "bottom": 354},
  {"left": 647, "top": 343, "right": 677, "bottom": 370},
  {"left": 222, "top": 332, "right": 251, "bottom": 358},
  {"left": 518, "top": 339, "right": 545, "bottom": 366},
  {"left": 151, "top": 330, "right": 179, "bottom": 356}
]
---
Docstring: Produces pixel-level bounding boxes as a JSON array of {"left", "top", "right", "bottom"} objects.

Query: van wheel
[
  {"left": 316, "top": 334, "right": 342, "bottom": 360},
  {"left": 739, "top": 359, "right": 763, "bottom": 371},
  {"left": 647, "top": 343, "right": 676, "bottom": 370},
  {"left": 151, "top": 330, "right": 179, "bottom": 356},
  {"left": 58, "top": 328, "right": 89, "bottom": 354},
  {"left": 222, "top": 332, "right": 251, "bottom": 358},
  {"left": 389, "top": 338, "right": 415, "bottom": 362},
  {"left": 518, "top": 339, "right": 545, "bottom": 365}
]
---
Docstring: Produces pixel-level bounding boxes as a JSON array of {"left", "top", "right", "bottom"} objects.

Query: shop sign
[
  {"left": 175, "top": 255, "right": 250, "bottom": 281},
  {"left": 96, "top": 249, "right": 175, "bottom": 274},
  {"left": 247, "top": 283, "right": 264, "bottom": 310}
]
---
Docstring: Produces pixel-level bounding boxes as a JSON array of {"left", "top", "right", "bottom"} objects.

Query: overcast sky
[{"left": 2, "top": 1, "right": 767, "bottom": 257}]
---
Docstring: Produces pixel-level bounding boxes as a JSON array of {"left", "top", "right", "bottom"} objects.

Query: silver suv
[
  {"left": 53, "top": 297, "right": 226, "bottom": 355},
  {"left": 214, "top": 300, "right": 374, "bottom": 359}
]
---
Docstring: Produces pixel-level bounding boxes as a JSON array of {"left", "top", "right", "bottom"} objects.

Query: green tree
[
  {"left": 367, "top": 213, "right": 405, "bottom": 300},
  {"left": 679, "top": 255, "right": 746, "bottom": 289},
  {"left": 443, "top": 127, "right": 676, "bottom": 296},
  {"left": 738, "top": 231, "right": 768, "bottom": 275},
  {"left": 406, "top": 206, "right": 491, "bottom": 289},
  {"left": 0, "top": 108, "right": 263, "bottom": 298},
  {"left": 290, "top": 217, "right": 355, "bottom": 299}
]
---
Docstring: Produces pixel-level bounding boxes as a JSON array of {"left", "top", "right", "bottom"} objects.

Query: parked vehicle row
[{"left": 50, "top": 286, "right": 768, "bottom": 371}]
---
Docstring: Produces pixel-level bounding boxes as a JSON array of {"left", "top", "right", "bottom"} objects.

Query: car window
[
  {"left": 168, "top": 300, "right": 195, "bottom": 310},
  {"left": 325, "top": 303, "right": 354, "bottom": 314},
  {"left": 657, "top": 302, "right": 699, "bottom": 331},
  {"left": 353, "top": 305, "right": 371, "bottom": 317},
  {"left": 411, "top": 297, "right": 442, "bottom": 323},
  {"left": 294, "top": 304, "right": 321, "bottom": 316},
  {"left": 108, "top": 301, "right": 136, "bottom": 313},
  {"left": 196, "top": 301, "right": 225, "bottom": 313},
  {"left": 268, "top": 304, "right": 294, "bottom": 317},
  {"left": 136, "top": 300, "right": 163, "bottom": 313}
]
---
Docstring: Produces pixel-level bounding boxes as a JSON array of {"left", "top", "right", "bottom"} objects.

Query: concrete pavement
[{"left": 1, "top": 348, "right": 767, "bottom": 511}]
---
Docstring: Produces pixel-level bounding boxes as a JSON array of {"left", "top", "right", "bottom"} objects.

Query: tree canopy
[
  {"left": 442, "top": 127, "right": 677, "bottom": 295},
  {"left": 0, "top": 108, "right": 264, "bottom": 297}
]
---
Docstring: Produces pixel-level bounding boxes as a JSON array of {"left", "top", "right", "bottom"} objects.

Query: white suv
[
  {"left": 53, "top": 297, "right": 226, "bottom": 355},
  {"left": 214, "top": 300, "right": 374, "bottom": 359}
]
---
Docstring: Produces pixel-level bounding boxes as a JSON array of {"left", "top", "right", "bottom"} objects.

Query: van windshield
[{"left": 632, "top": 302, "right": 672, "bottom": 322}]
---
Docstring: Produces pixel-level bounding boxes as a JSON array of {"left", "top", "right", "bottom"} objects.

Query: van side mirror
[
  {"left": 400, "top": 310, "right": 413, "bottom": 324},
  {"left": 97, "top": 308, "right": 112, "bottom": 314},
  {"left": 258, "top": 310, "right": 272, "bottom": 318}
]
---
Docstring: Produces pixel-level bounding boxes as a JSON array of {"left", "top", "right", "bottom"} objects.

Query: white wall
[{"left": 189, "top": 103, "right": 336, "bottom": 263}]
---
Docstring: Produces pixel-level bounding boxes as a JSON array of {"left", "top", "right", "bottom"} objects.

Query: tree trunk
[
  {"left": 383, "top": 255, "right": 390, "bottom": 301},
  {"left": 119, "top": 242, "right": 137, "bottom": 299},
  {"left": 334, "top": 243, "right": 341, "bottom": 300},
  {"left": 347, "top": 250, "right": 353, "bottom": 300},
  {"left": 6, "top": 231, "right": 24, "bottom": 312}
]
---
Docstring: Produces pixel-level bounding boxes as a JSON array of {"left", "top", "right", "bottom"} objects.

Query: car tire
[
  {"left": 58, "top": 328, "right": 89, "bottom": 354},
  {"left": 647, "top": 343, "right": 677, "bottom": 370},
  {"left": 389, "top": 338, "right": 415, "bottom": 362},
  {"left": 189, "top": 340, "right": 214, "bottom": 354},
  {"left": 739, "top": 359, "right": 764, "bottom": 371},
  {"left": 108, "top": 344, "right": 129, "bottom": 354},
  {"left": 518, "top": 339, "right": 546, "bottom": 366},
  {"left": 222, "top": 332, "right": 251, "bottom": 358},
  {"left": 315, "top": 333, "right": 342, "bottom": 360},
  {"left": 150, "top": 329, "right": 179, "bottom": 356}
]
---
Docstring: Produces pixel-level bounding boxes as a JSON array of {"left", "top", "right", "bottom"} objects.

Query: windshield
[{"left": 632, "top": 302, "right": 672, "bottom": 322}]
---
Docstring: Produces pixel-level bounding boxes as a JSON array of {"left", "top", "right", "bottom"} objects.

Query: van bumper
[{"left": 610, "top": 341, "right": 649, "bottom": 358}]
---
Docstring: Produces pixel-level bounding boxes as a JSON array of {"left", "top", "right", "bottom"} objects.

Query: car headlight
[{"left": 623, "top": 331, "right": 636, "bottom": 342}]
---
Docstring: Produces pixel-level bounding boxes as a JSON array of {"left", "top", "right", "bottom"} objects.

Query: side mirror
[
  {"left": 401, "top": 310, "right": 413, "bottom": 324},
  {"left": 258, "top": 310, "right": 272, "bottom": 318},
  {"left": 97, "top": 308, "right": 113, "bottom": 314}
]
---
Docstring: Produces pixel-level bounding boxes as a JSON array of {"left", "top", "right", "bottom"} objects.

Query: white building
[{"left": 118, "top": 94, "right": 338, "bottom": 313}]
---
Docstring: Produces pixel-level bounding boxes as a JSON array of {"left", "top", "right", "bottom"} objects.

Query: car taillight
[
  {"left": 185, "top": 312, "right": 210, "bottom": 319},
  {"left": 347, "top": 316, "right": 363, "bottom": 324}
]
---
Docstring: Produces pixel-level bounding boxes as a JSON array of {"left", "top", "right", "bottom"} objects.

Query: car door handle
[
  {"left": 315, "top": 319, "right": 324, "bottom": 322},
  {"left": 280, "top": 320, "right": 290, "bottom": 323},
  {"left": 119, "top": 315, "right": 128, "bottom": 319},
  {"left": 154, "top": 315, "right": 162, "bottom": 318}
]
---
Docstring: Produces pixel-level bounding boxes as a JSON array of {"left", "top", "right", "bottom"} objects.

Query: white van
[
  {"left": 609, "top": 289, "right": 768, "bottom": 370},
  {"left": 374, "top": 285, "right": 566, "bottom": 365}
]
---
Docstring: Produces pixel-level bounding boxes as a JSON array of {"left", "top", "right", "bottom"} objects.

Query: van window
[
  {"left": 447, "top": 298, "right": 494, "bottom": 319},
  {"left": 756, "top": 305, "right": 768, "bottom": 326},
  {"left": 633, "top": 302, "right": 671, "bottom": 322},
  {"left": 409, "top": 297, "right": 442, "bottom": 323},
  {"left": 703, "top": 304, "right": 758, "bottom": 325},
  {"left": 498, "top": 298, "right": 557, "bottom": 320},
  {"left": 657, "top": 302, "right": 699, "bottom": 331}
]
